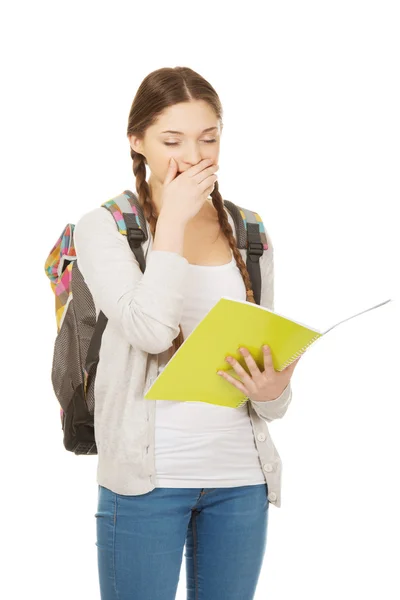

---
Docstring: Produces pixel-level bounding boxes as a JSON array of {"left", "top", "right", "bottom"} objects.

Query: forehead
[{"left": 152, "top": 101, "right": 220, "bottom": 135}]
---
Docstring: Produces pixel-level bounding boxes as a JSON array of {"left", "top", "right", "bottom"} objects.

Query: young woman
[{"left": 74, "top": 66, "right": 300, "bottom": 600}]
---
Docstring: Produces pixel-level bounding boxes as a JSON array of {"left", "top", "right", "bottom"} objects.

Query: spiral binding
[
  {"left": 236, "top": 397, "right": 249, "bottom": 409},
  {"left": 279, "top": 333, "right": 321, "bottom": 370}
]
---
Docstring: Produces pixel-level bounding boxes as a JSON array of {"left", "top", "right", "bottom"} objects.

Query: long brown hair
[{"left": 126, "top": 67, "right": 255, "bottom": 358}]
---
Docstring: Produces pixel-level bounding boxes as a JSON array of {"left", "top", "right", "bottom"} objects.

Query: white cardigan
[{"left": 73, "top": 202, "right": 292, "bottom": 508}]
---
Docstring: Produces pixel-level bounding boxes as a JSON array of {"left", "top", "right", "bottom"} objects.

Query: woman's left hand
[{"left": 217, "top": 345, "right": 301, "bottom": 402}]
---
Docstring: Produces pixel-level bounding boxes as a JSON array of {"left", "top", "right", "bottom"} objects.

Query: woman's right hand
[{"left": 159, "top": 157, "right": 219, "bottom": 225}]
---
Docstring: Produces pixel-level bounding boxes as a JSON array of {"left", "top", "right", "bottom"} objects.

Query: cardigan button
[
  {"left": 268, "top": 492, "right": 277, "bottom": 502},
  {"left": 263, "top": 463, "right": 273, "bottom": 472},
  {"left": 257, "top": 433, "right": 266, "bottom": 442}
]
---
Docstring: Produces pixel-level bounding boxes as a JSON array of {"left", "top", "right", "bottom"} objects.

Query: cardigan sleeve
[
  {"left": 250, "top": 382, "right": 293, "bottom": 422},
  {"left": 73, "top": 207, "right": 189, "bottom": 354},
  {"left": 248, "top": 226, "right": 294, "bottom": 422}
]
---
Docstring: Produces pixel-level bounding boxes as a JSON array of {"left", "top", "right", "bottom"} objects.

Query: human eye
[{"left": 164, "top": 139, "right": 217, "bottom": 146}]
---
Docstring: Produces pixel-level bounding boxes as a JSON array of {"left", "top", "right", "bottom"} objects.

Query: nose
[{"left": 180, "top": 144, "right": 213, "bottom": 168}]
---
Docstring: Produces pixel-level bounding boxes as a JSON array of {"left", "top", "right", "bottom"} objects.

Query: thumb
[{"left": 164, "top": 157, "right": 177, "bottom": 186}]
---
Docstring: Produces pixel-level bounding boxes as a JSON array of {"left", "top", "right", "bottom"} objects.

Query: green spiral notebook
[{"left": 144, "top": 297, "right": 393, "bottom": 409}]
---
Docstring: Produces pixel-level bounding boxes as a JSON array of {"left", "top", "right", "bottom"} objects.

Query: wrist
[{"left": 158, "top": 211, "right": 187, "bottom": 230}]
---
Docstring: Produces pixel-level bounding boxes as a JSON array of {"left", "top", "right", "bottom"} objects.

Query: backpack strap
[
  {"left": 223, "top": 200, "right": 268, "bottom": 305},
  {"left": 101, "top": 191, "right": 149, "bottom": 273}
]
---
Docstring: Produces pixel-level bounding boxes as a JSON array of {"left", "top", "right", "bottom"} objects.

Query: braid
[
  {"left": 130, "top": 149, "right": 255, "bottom": 358},
  {"left": 131, "top": 150, "right": 159, "bottom": 235},
  {"left": 210, "top": 184, "right": 256, "bottom": 305}
]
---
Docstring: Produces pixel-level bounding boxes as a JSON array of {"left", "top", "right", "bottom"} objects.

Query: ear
[{"left": 129, "top": 134, "right": 144, "bottom": 155}]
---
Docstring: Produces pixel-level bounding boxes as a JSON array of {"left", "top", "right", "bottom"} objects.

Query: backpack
[{"left": 44, "top": 190, "right": 269, "bottom": 455}]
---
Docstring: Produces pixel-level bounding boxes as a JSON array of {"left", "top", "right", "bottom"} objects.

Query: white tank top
[{"left": 154, "top": 253, "right": 266, "bottom": 488}]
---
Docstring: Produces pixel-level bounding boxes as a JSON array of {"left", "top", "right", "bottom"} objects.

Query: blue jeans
[{"left": 95, "top": 482, "right": 270, "bottom": 600}]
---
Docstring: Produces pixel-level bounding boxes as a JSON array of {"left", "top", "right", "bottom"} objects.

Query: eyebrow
[{"left": 161, "top": 126, "right": 219, "bottom": 135}]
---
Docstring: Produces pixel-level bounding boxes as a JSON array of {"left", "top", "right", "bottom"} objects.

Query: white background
[{"left": 1, "top": 1, "right": 399, "bottom": 598}]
